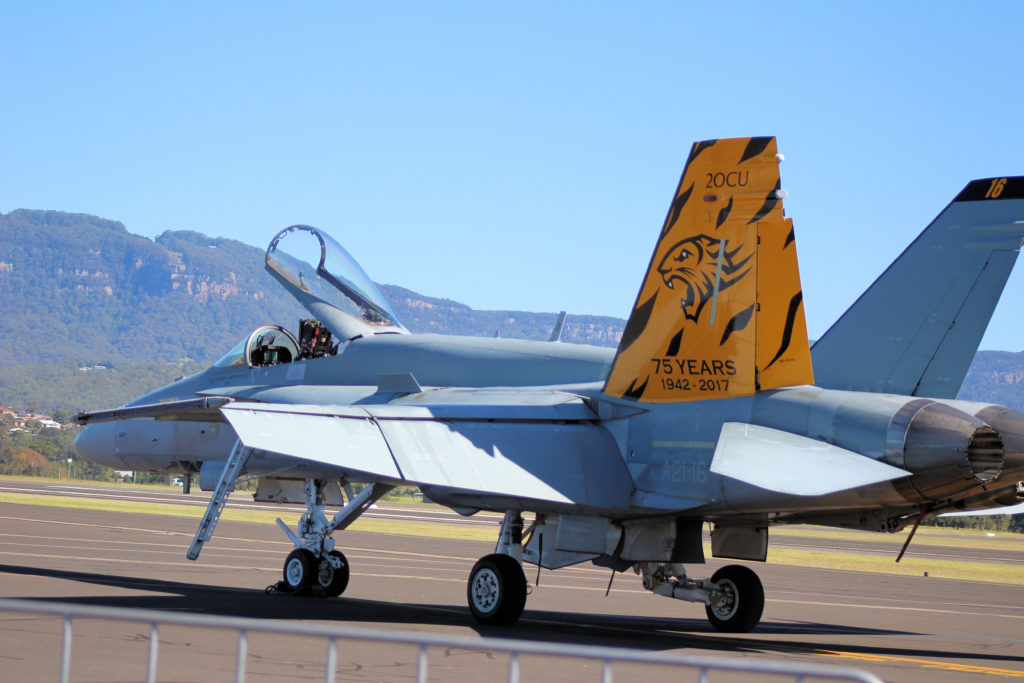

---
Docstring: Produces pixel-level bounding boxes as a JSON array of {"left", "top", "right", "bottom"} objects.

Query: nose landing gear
[{"left": 270, "top": 479, "right": 391, "bottom": 597}]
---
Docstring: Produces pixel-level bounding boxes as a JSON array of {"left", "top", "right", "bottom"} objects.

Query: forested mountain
[
  {"left": 2, "top": 209, "right": 1023, "bottom": 413},
  {"left": 0, "top": 210, "right": 307, "bottom": 364},
  {"left": 959, "top": 351, "right": 1024, "bottom": 408},
  {"left": 0, "top": 210, "right": 624, "bottom": 411}
]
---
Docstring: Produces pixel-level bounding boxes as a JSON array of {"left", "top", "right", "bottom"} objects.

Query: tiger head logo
[{"left": 657, "top": 235, "right": 752, "bottom": 323}]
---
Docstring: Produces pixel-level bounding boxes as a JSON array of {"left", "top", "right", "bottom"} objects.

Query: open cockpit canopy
[{"left": 265, "top": 225, "right": 406, "bottom": 340}]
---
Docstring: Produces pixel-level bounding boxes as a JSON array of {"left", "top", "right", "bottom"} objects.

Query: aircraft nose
[{"left": 72, "top": 422, "right": 125, "bottom": 469}]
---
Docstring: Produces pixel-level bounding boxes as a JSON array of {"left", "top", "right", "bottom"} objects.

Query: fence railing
[{"left": 0, "top": 598, "right": 884, "bottom": 683}]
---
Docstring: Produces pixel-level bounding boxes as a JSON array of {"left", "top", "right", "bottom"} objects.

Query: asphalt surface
[
  {"left": 1, "top": 484, "right": 1023, "bottom": 682},
  {"left": 2, "top": 478, "right": 1020, "bottom": 564}
]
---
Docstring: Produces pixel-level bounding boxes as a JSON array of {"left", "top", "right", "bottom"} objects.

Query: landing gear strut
[
  {"left": 272, "top": 479, "right": 391, "bottom": 597},
  {"left": 637, "top": 561, "right": 765, "bottom": 632},
  {"left": 467, "top": 511, "right": 528, "bottom": 626},
  {"left": 187, "top": 456, "right": 386, "bottom": 599}
]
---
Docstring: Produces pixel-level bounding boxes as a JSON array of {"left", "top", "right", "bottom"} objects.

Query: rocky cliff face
[
  {"left": 0, "top": 210, "right": 305, "bottom": 364},
  {"left": 959, "top": 351, "right": 1024, "bottom": 409}
]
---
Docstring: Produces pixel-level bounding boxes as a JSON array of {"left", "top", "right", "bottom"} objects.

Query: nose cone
[{"left": 72, "top": 422, "right": 125, "bottom": 469}]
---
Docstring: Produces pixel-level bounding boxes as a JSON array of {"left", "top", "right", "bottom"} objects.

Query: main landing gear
[
  {"left": 467, "top": 511, "right": 529, "bottom": 626},
  {"left": 270, "top": 479, "right": 393, "bottom": 597},
  {"left": 637, "top": 562, "right": 765, "bottom": 632},
  {"left": 463, "top": 512, "right": 765, "bottom": 632}
]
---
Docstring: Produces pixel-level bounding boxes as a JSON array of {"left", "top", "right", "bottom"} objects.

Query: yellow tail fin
[{"left": 603, "top": 136, "right": 814, "bottom": 402}]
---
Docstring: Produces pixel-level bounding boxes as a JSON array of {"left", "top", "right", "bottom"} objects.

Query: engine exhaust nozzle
[{"left": 897, "top": 403, "right": 1004, "bottom": 502}]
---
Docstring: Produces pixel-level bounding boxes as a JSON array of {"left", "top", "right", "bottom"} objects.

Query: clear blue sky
[{"left": 3, "top": 2, "right": 1023, "bottom": 350}]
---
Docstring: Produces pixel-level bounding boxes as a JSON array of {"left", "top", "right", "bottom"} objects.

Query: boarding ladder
[{"left": 187, "top": 439, "right": 250, "bottom": 560}]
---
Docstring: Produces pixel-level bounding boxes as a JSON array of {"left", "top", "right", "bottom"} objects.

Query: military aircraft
[{"left": 73, "top": 137, "right": 1024, "bottom": 632}]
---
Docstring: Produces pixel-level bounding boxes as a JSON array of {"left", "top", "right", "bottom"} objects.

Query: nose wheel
[
  {"left": 467, "top": 553, "right": 527, "bottom": 626},
  {"left": 282, "top": 548, "right": 315, "bottom": 593},
  {"left": 316, "top": 549, "right": 350, "bottom": 597},
  {"left": 280, "top": 548, "right": 350, "bottom": 597}
]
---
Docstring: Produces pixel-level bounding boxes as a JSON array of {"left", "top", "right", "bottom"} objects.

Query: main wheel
[
  {"left": 705, "top": 564, "right": 764, "bottom": 632},
  {"left": 282, "top": 548, "right": 316, "bottom": 594},
  {"left": 316, "top": 549, "right": 350, "bottom": 597},
  {"left": 467, "top": 554, "right": 527, "bottom": 626}
]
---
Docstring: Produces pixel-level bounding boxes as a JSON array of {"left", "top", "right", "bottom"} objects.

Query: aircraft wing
[{"left": 219, "top": 394, "right": 636, "bottom": 512}]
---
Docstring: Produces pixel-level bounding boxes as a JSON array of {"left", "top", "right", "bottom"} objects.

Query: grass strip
[
  {"left": 0, "top": 492, "right": 497, "bottom": 541},
  {"left": 764, "top": 547, "right": 1024, "bottom": 585},
  {"left": 2, "top": 491, "right": 1021, "bottom": 584},
  {"left": 770, "top": 524, "right": 1022, "bottom": 551}
]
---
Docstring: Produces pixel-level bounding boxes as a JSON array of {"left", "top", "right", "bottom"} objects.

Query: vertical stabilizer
[
  {"left": 812, "top": 177, "right": 1024, "bottom": 398},
  {"left": 603, "top": 137, "right": 814, "bottom": 402}
]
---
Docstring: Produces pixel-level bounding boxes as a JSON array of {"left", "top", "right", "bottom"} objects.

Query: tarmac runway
[
  {"left": 1, "top": 492, "right": 1023, "bottom": 681},
  {"left": 2, "top": 478, "right": 1020, "bottom": 564}
]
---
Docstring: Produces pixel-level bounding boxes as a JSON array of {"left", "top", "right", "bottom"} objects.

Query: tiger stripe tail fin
[{"left": 603, "top": 136, "right": 814, "bottom": 402}]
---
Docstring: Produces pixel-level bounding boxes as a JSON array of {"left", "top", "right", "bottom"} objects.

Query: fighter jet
[{"left": 73, "top": 137, "right": 1024, "bottom": 632}]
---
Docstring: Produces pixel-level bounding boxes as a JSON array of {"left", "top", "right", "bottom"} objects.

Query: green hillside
[
  {"left": 0, "top": 209, "right": 625, "bottom": 411},
  {"left": 2, "top": 209, "right": 1024, "bottom": 414}
]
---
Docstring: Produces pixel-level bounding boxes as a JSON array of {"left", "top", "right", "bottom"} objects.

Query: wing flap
[{"left": 711, "top": 422, "right": 910, "bottom": 496}]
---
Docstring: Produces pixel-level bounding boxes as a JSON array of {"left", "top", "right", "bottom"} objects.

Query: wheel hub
[
  {"left": 317, "top": 560, "right": 333, "bottom": 586},
  {"left": 471, "top": 568, "right": 499, "bottom": 612},
  {"left": 710, "top": 579, "right": 738, "bottom": 619},
  {"left": 285, "top": 557, "right": 306, "bottom": 585}
]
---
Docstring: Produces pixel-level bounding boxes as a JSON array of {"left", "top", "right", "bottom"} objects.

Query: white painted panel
[
  {"left": 711, "top": 422, "right": 910, "bottom": 496},
  {"left": 221, "top": 405, "right": 401, "bottom": 480},
  {"left": 375, "top": 419, "right": 574, "bottom": 503}
]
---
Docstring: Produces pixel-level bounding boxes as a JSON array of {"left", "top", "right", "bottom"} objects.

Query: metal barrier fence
[{"left": 0, "top": 598, "right": 884, "bottom": 683}]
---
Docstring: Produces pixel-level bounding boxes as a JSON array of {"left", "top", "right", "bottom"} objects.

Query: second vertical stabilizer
[{"left": 812, "top": 177, "right": 1024, "bottom": 398}]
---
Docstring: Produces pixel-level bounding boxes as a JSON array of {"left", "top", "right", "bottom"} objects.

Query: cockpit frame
[{"left": 265, "top": 225, "right": 406, "bottom": 341}]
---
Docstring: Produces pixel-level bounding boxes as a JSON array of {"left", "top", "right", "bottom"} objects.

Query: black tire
[
  {"left": 467, "top": 554, "right": 527, "bottom": 626},
  {"left": 282, "top": 548, "right": 316, "bottom": 594},
  {"left": 705, "top": 564, "right": 764, "bottom": 633},
  {"left": 316, "top": 550, "right": 350, "bottom": 597}
]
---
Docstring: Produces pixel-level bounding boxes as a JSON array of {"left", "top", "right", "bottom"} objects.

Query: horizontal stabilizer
[{"left": 710, "top": 422, "right": 910, "bottom": 496}]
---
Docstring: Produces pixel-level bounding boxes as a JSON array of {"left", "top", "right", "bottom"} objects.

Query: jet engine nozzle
[
  {"left": 972, "top": 406, "right": 1024, "bottom": 481},
  {"left": 896, "top": 403, "right": 1004, "bottom": 501}
]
